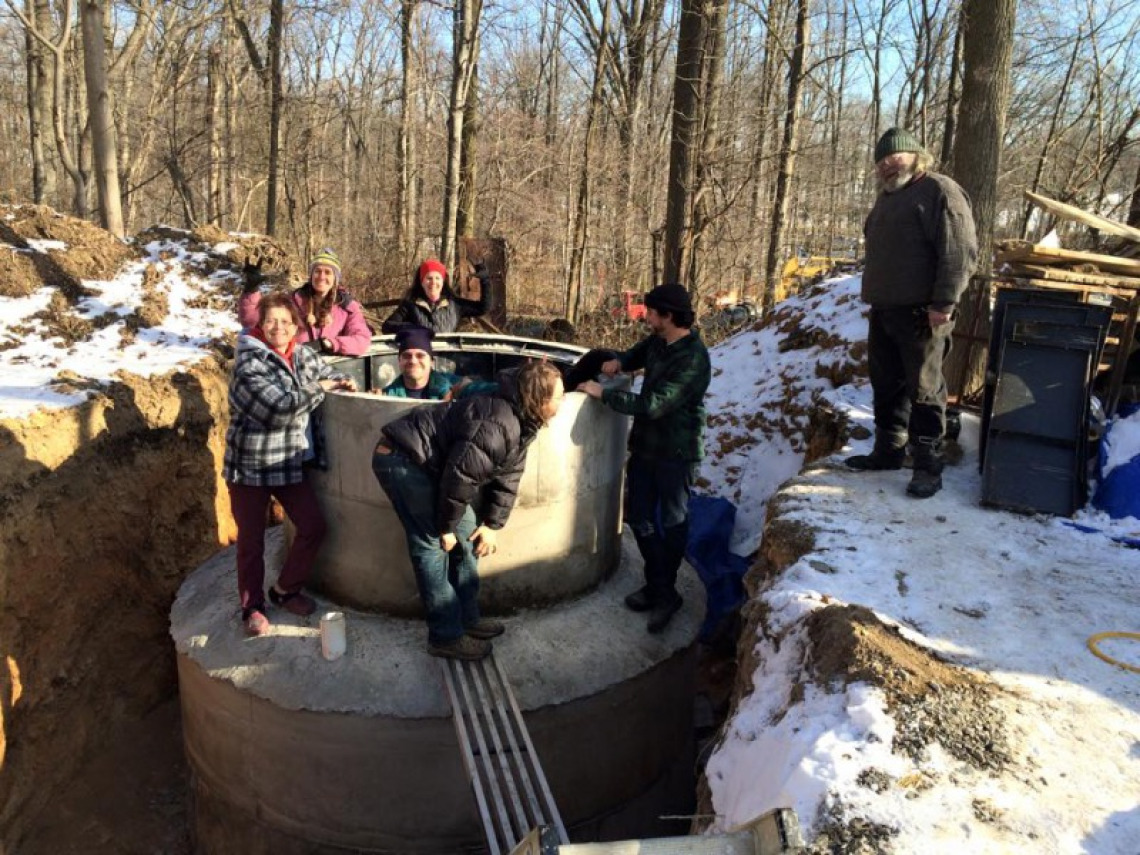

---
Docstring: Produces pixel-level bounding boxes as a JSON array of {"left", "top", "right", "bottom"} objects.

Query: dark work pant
[
  {"left": 626, "top": 455, "right": 692, "bottom": 600},
  {"left": 867, "top": 306, "right": 953, "bottom": 449},
  {"left": 228, "top": 479, "right": 327, "bottom": 613},
  {"left": 371, "top": 449, "right": 480, "bottom": 646}
]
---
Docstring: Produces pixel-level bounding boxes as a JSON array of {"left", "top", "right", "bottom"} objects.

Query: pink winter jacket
[{"left": 238, "top": 288, "right": 373, "bottom": 356}]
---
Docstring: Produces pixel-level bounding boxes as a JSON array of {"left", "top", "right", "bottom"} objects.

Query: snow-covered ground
[
  {"left": 0, "top": 237, "right": 240, "bottom": 420},
  {"left": 699, "top": 274, "right": 1140, "bottom": 853},
  {"left": 2, "top": 234, "right": 1137, "bottom": 852}
]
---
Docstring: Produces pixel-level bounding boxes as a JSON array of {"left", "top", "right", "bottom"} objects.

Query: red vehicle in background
[{"left": 608, "top": 290, "right": 647, "bottom": 323}]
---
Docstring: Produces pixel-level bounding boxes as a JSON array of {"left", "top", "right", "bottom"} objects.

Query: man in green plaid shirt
[{"left": 579, "top": 282, "right": 711, "bottom": 633}]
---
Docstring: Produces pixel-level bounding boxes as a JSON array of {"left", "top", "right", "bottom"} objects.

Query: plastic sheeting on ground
[{"left": 686, "top": 495, "right": 751, "bottom": 640}]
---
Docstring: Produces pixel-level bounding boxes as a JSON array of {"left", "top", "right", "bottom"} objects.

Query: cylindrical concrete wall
[
  {"left": 307, "top": 334, "right": 630, "bottom": 614},
  {"left": 172, "top": 530, "right": 704, "bottom": 854}
]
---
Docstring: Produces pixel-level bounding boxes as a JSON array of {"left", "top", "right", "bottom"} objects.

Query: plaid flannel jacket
[
  {"left": 222, "top": 335, "right": 344, "bottom": 487},
  {"left": 602, "top": 330, "right": 711, "bottom": 462}
]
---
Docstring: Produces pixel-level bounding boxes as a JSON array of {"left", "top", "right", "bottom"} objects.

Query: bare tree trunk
[
  {"left": 397, "top": 0, "right": 419, "bottom": 265},
  {"left": 940, "top": 3, "right": 964, "bottom": 170},
  {"left": 663, "top": 0, "right": 707, "bottom": 284},
  {"left": 207, "top": 46, "right": 223, "bottom": 225},
  {"left": 80, "top": 0, "right": 123, "bottom": 236},
  {"left": 687, "top": 0, "right": 727, "bottom": 300},
  {"left": 457, "top": 62, "right": 478, "bottom": 238},
  {"left": 266, "top": 0, "right": 283, "bottom": 236},
  {"left": 566, "top": 0, "right": 611, "bottom": 325},
  {"left": 24, "top": 0, "right": 55, "bottom": 204},
  {"left": 543, "top": 1, "right": 564, "bottom": 157},
  {"left": 946, "top": 0, "right": 1018, "bottom": 397},
  {"left": 747, "top": 0, "right": 787, "bottom": 288},
  {"left": 763, "top": 0, "right": 810, "bottom": 311},
  {"left": 826, "top": 3, "right": 849, "bottom": 259},
  {"left": 441, "top": 0, "right": 482, "bottom": 271}
]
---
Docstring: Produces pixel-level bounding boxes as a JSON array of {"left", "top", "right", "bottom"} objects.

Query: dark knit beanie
[
  {"left": 396, "top": 326, "right": 433, "bottom": 356},
  {"left": 874, "top": 127, "right": 922, "bottom": 163},
  {"left": 644, "top": 282, "right": 693, "bottom": 315}
]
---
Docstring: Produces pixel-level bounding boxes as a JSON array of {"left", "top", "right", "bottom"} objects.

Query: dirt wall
[{"left": 0, "top": 362, "right": 235, "bottom": 849}]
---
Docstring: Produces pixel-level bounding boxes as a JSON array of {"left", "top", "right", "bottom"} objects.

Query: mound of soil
[
  {"left": 0, "top": 204, "right": 137, "bottom": 300},
  {"left": 135, "top": 224, "right": 298, "bottom": 294},
  {"left": 807, "top": 604, "right": 1011, "bottom": 770}
]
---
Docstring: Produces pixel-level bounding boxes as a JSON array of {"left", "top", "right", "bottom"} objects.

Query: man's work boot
[
  {"left": 907, "top": 437, "right": 944, "bottom": 499},
  {"left": 647, "top": 593, "right": 683, "bottom": 634},
  {"left": 624, "top": 586, "right": 654, "bottom": 612},
  {"left": 846, "top": 444, "right": 905, "bottom": 471}
]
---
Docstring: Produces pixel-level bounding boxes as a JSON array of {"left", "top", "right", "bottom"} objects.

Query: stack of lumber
[
  {"left": 995, "top": 240, "right": 1140, "bottom": 292},
  {"left": 993, "top": 192, "right": 1140, "bottom": 416}
]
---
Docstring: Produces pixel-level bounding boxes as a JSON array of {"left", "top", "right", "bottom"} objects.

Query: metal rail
[{"left": 441, "top": 654, "right": 570, "bottom": 855}]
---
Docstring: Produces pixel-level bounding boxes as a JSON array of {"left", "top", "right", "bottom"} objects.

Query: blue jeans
[
  {"left": 626, "top": 455, "right": 693, "bottom": 601},
  {"left": 372, "top": 449, "right": 480, "bottom": 645}
]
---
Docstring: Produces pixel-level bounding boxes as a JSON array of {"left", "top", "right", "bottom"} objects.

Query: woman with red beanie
[{"left": 381, "top": 258, "right": 492, "bottom": 334}]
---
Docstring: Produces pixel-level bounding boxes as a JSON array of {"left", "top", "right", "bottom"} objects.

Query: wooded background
[{"left": 1, "top": 0, "right": 1137, "bottom": 318}]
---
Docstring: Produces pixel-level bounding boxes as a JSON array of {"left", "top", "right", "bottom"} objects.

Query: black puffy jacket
[
  {"left": 380, "top": 372, "right": 540, "bottom": 533},
  {"left": 381, "top": 266, "right": 492, "bottom": 334}
]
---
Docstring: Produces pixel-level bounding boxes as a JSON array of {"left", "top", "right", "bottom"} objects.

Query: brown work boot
[
  {"left": 465, "top": 618, "right": 505, "bottom": 640},
  {"left": 428, "top": 635, "right": 492, "bottom": 661}
]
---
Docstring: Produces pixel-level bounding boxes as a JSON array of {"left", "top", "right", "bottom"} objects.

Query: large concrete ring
[
  {"left": 172, "top": 529, "right": 704, "bottom": 854},
  {"left": 305, "top": 334, "right": 631, "bottom": 615}
]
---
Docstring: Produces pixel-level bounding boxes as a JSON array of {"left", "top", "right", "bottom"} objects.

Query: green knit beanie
[{"left": 874, "top": 127, "right": 922, "bottom": 163}]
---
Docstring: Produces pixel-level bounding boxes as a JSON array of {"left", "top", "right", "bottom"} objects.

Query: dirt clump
[
  {"left": 137, "top": 224, "right": 298, "bottom": 294},
  {"left": 807, "top": 604, "right": 1011, "bottom": 770},
  {"left": 0, "top": 204, "right": 137, "bottom": 300}
]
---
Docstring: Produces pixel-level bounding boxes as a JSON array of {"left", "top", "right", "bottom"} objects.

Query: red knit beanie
[{"left": 418, "top": 259, "right": 447, "bottom": 282}]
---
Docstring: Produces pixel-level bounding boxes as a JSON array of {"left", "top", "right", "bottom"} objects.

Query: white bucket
[{"left": 320, "top": 611, "right": 347, "bottom": 660}]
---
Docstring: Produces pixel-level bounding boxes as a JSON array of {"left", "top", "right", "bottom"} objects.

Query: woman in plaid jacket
[{"left": 223, "top": 293, "right": 357, "bottom": 636}]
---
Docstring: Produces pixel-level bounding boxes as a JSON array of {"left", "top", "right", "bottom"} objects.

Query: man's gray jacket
[{"left": 861, "top": 171, "right": 978, "bottom": 309}]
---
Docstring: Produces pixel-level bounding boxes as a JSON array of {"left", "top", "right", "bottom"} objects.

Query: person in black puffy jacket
[
  {"left": 371, "top": 361, "right": 564, "bottom": 661},
  {"left": 381, "top": 258, "right": 492, "bottom": 334}
]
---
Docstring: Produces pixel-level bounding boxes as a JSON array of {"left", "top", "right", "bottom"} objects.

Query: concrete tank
[
  {"left": 307, "top": 334, "right": 630, "bottom": 614},
  {"left": 173, "top": 333, "right": 704, "bottom": 854}
]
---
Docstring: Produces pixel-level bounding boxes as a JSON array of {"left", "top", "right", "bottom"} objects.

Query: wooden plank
[
  {"left": 995, "top": 240, "right": 1140, "bottom": 275},
  {"left": 1024, "top": 190, "right": 1140, "bottom": 243},
  {"left": 996, "top": 273, "right": 1129, "bottom": 300},
  {"left": 1004, "top": 262, "right": 1140, "bottom": 290}
]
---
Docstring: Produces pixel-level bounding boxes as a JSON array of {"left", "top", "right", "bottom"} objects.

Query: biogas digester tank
[{"left": 172, "top": 334, "right": 703, "bottom": 854}]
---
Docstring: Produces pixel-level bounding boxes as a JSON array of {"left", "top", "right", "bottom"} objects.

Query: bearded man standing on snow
[
  {"left": 579, "top": 283, "right": 710, "bottom": 633},
  {"left": 846, "top": 127, "right": 978, "bottom": 499}
]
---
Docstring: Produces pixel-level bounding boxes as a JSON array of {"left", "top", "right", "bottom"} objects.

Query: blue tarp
[
  {"left": 685, "top": 495, "right": 751, "bottom": 640},
  {"left": 1092, "top": 405, "right": 1140, "bottom": 521}
]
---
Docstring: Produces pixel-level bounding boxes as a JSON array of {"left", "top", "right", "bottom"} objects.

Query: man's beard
[{"left": 879, "top": 165, "right": 917, "bottom": 193}]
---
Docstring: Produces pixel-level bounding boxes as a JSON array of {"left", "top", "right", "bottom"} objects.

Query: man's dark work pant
[
  {"left": 626, "top": 455, "right": 692, "bottom": 602},
  {"left": 867, "top": 306, "right": 953, "bottom": 449}
]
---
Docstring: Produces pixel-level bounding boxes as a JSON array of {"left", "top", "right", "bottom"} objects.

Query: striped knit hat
[{"left": 310, "top": 248, "right": 342, "bottom": 282}]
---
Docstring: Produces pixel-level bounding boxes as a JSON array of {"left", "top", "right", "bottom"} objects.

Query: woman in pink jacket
[{"left": 239, "top": 248, "right": 373, "bottom": 356}]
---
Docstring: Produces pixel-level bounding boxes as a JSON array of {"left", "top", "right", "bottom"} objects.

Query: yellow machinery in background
[{"left": 779, "top": 256, "right": 858, "bottom": 302}]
